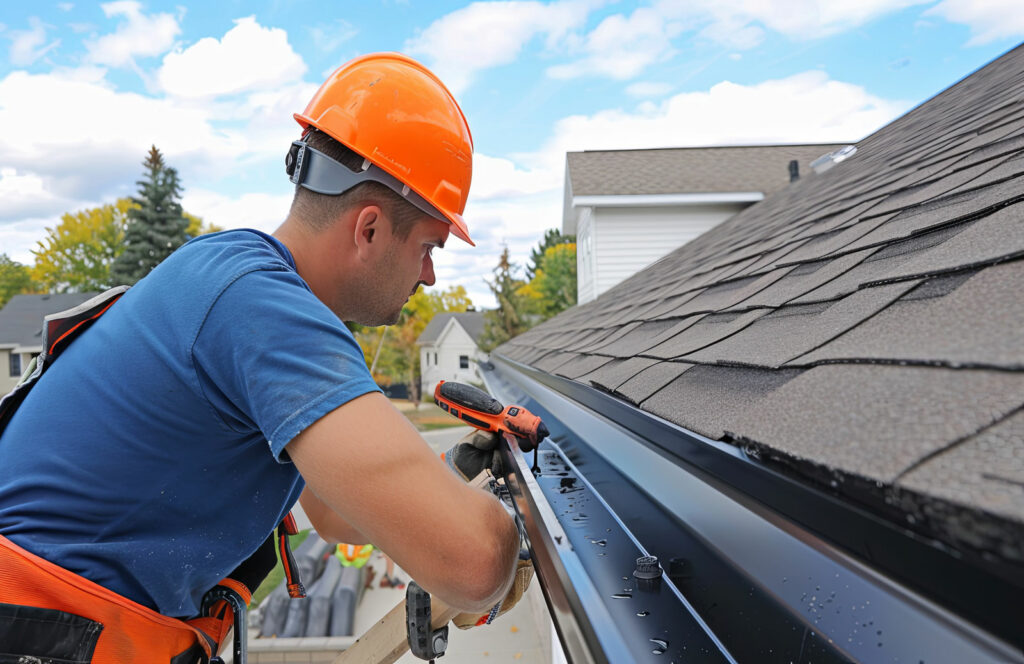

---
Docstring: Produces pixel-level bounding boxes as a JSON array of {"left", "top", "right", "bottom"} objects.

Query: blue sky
[{"left": 0, "top": 1, "right": 1021, "bottom": 307}]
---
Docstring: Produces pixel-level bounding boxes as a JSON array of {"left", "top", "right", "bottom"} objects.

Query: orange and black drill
[{"left": 433, "top": 380, "right": 549, "bottom": 450}]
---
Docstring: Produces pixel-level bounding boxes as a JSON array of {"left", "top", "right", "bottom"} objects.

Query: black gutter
[{"left": 482, "top": 356, "right": 1023, "bottom": 664}]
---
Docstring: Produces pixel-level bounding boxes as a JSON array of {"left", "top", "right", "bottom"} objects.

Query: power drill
[{"left": 433, "top": 381, "right": 549, "bottom": 448}]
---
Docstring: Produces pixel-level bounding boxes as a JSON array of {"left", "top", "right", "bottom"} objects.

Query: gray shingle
[
  {"left": 798, "top": 261, "right": 1024, "bottom": 369},
  {"left": 729, "top": 365, "right": 1024, "bottom": 481},
  {"left": 644, "top": 309, "right": 768, "bottom": 359},
  {"left": 897, "top": 409, "right": 1024, "bottom": 524},
  {"left": 614, "top": 361, "right": 694, "bottom": 405},
  {"left": 683, "top": 280, "right": 921, "bottom": 367},
  {"left": 642, "top": 365, "right": 804, "bottom": 440}
]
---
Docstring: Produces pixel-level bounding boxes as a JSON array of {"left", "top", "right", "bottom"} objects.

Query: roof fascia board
[{"left": 572, "top": 192, "right": 765, "bottom": 208}]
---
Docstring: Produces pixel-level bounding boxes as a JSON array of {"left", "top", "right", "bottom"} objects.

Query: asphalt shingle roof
[
  {"left": 416, "top": 311, "right": 485, "bottom": 345},
  {"left": 0, "top": 293, "right": 100, "bottom": 349},
  {"left": 566, "top": 144, "right": 846, "bottom": 197},
  {"left": 497, "top": 44, "right": 1024, "bottom": 562}
]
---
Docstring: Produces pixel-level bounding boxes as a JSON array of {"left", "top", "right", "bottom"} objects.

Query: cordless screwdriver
[{"left": 433, "top": 381, "right": 549, "bottom": 449}]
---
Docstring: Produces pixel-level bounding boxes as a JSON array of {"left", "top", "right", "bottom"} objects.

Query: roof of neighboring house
[
  {"left": 416, "top": 311, "right": 485, "bottom": 346},
  {"left": 565, "top": 143, "right": 847, "bottom": 198},
  {"left": 0, "top": 293, "right": 100, "bottom": 350},
  {"left": 499, "top": 45, "right": 1024, "bottom": 562}
]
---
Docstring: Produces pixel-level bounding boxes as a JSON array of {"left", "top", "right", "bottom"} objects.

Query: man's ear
[{"left": 352, "top": 205, "right": 384, "bottom": 260}]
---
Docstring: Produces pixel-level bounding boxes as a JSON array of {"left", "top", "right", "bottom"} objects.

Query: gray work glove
[{"left": 443, "top": 430, "right": 504, "bottom": 482}]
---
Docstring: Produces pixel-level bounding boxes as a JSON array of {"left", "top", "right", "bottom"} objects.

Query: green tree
[
  {"left": 0, "top": 254, "right": 36, "bottom": 307},
  {"left": 479, "top": 246, "right": 531, "bottom": 351},
  {"left": 31, "top": 198, "right": 135, "bottom": 292},
  {"left": 110, "top": 145, "right": 190, "bottom": 285},
  {"left": 528, "top": 241, "right": 577, "bottom": 319},
  {"left": 526, "top": 228, "right": 574, "bottom": 280},
  {"left": 356, "top": 285, "right": 473, "bottom": 403}
]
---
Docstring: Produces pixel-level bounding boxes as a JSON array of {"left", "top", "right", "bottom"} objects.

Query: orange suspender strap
[
  {"left": 278, "top": 514, "right": 306, "bottom": 598},
  {"left": 0, "top": 534, "right": 215, "bottom": 663}
]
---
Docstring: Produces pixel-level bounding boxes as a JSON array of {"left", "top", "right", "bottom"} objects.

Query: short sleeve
[{"left": 191, "top": 267, "right": 381, "bottom": 460}]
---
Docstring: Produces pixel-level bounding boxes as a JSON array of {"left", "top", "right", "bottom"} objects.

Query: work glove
[
  {"left": 453, "top": 556, "right": 535, "bottom": 629},
  {"left": 443, "top": 430, "right": 504, "bottom": 481},
  {"left": 443, "top": 428, "right": 539, "bottom": 482}
]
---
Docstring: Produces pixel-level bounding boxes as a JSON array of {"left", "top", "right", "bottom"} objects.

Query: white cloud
[
  {"left": 7, "top": 17, "right": 61, "bottom": 66},
  {"left": 625, "top": 81, "right": 674, "bottom": 98},
  {"left": 85, "top": 1, "right": 180, "bottom": 67},
  {"left": 159, "top": 16, "right": 307, "bottom": 98},
  {"left": 181, "top": 189, "right": 293, "bottom": 235},
  {"left": 0, "top": 168, "right": 78, "bottom": 222},
  {"left": 405, "top": 0, "right": 597, "bottom": 94},
  {"left": 548, "top": 6, "right": 682, "bottom": 80},
  {"left": 549, "top": 0, "right": 930, "bottom": 81},
  {"left": 926, "top": 0, "right": 1024, "bottom": 45},
  {"left": 536, "top": 71, "right": 906, "bottom": 171},
  {"left": 58, "top": 3, "right": 74, "bottom": 11},
  {"left": 0, "top": 69, "right": 242, "bottom": 208}
]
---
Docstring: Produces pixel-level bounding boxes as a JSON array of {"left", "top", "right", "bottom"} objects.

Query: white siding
[
  {"left": 420, "top": 321, "right": 486, "bottom": 397},
  {"left": 582, "top": 203, "right": 748, "bottom": 302},
  {"left": 1, "top": 350, "right": 31, "bottom": 396},
  {"left": 575, "top": 207, "right": 596, "bottom": 305}
]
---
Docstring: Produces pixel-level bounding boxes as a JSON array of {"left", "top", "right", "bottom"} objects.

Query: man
[{"left": 0, "top": 53, "right": 527, "bottom": 661}]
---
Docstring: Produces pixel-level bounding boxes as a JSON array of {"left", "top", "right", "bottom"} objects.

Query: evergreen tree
[
  {"left": 110, "top": 146, "right": 189, "bottom": 285},
  {"left": 479, "top": 247, "right": 531, "bottom": 351}
]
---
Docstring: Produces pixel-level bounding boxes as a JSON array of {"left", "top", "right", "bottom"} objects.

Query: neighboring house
[
  {"left": 563, "top": 143, "right": 845, "bottom": 303},
  {"left": 0, "top": 292, "right": 99, "bottom": 395},
  {"left": 417, "top": 311, "right": 485, "bottom": 397},
  {"left": 489, "top": 45, "right": 1024, "bottom": 662}
]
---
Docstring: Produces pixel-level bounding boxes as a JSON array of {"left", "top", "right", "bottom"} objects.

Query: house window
[
  {"left": 434, "top": 353, "right": 438, "bottom": 365},
  {"left": 9, "top": 353, "right": 21, "bottom": 378},
  {"left": 459, "top": 355, "right": 469, "bottom": 369}
]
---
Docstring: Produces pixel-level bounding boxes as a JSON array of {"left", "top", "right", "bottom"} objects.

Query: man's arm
[
  {"left": 298, "top": 487, "right": 369, "bottom": 544},
  {"left": 286, "top": 391, "right": 519, "bottom": 613}
]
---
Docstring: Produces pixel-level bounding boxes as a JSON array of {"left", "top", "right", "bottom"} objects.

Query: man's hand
[
  {"left": 443, "top": 426, "right": 542, "bottom": 482},
  {"left": 443, "top": 430, "right": 502, "bottom": 481}
]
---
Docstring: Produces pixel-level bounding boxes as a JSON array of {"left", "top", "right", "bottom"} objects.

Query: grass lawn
[
  {"left": 250, "top": 529, "right": 312, "bottom": 607},
  {"left": 393, "top": 400, "right": 464, "bottom": 431}
]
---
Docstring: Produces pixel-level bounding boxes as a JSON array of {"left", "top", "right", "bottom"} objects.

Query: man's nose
[{"left": 420, "top": 255, "right": 436, "bottom": 286}]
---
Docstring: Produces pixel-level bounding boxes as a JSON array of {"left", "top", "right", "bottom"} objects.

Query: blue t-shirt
[{"left": 0, "top": 230, "right": 380, "bottom": 618}]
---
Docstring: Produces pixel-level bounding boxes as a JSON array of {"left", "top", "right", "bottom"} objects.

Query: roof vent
[
  {"left": 788, "top": 159, "right": 799, "bottom": 182},
  {"left": 810, "top": 145, "right": 857, "bottom": 174}
]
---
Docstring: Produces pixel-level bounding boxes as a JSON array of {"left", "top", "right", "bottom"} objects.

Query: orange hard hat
[{"left": 294, "top": 52, "right": 475, "bottom": 245}]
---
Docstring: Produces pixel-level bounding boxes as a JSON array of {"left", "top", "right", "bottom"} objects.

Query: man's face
[{"left": 361, "top": 215, "right": 450, "bottom": 326}]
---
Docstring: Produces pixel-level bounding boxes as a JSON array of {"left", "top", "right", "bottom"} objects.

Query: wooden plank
[{"left": 331, "top": 593, "right": 458, "bottom": 664}]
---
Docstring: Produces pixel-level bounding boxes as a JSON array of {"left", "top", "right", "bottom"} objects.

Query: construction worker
[{"left": 0, "top": 53, "right": 531, "bottom": 661}]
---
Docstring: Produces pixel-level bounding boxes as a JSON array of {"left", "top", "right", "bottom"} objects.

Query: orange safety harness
[{"left": 0, "top": 287, "right": 306, "bottom": 663}]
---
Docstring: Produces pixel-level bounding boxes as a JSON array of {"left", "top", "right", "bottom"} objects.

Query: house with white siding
[
  {"left": 416, "top": 311, "right": 486, "bottom": 397},
  {"left": 0, "top": 293, "right": 99, "bottom": 395},
  {"left": 563, "top": 144, "right": 845, "bottom": 303}
]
